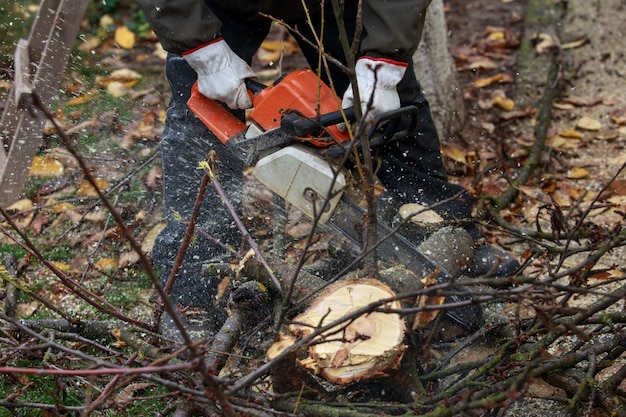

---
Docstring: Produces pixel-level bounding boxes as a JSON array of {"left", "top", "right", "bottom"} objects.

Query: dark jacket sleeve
[
  {"left": 361, "top": 0, "right": 432, "bottom": 62},
  {"left": 136, "top": 0, "right": 222, "bottom": 54},
  {"left": 137, "top": 0, "right": 431, "bottom": 62}
]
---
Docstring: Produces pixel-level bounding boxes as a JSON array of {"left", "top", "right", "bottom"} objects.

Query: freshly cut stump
[{"left": 286, "top": 278, "right": 407, "bottom": 385}]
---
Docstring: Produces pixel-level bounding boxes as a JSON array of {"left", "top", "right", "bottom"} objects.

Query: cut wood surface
[{"left": 279, "top": 278, "right": 407, "bottom": 385}]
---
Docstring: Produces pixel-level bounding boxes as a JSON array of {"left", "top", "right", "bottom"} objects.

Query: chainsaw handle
[
  {"left": 281, "top": 107, "right": 356, "bottom": 137},
  {"left": 323, "top": 105, "right": 419, "bottom": 158},
  {"left": 367, "top": 105, "right": 418, "bottom": 146}
]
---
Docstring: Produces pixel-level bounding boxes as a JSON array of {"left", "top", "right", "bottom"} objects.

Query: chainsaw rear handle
[
  {"left": 324, "top": 105, "right": 419, "bottom": 158},
  {"left": 367, "top": 105, "right": 419, "bottom": 146},
  {"left": 281, "top": 107, "right": 356, "bottom": 137}
]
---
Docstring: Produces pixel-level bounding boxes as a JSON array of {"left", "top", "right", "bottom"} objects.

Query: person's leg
[{"left": 154, "top": 7, "right": 271, "bottom": 330}]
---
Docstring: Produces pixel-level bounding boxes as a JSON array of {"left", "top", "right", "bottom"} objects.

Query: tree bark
[{"left": 413, "top": 0, "right": 466, "bottom": 140}]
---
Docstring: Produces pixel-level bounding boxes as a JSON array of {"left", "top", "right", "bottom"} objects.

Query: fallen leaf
[
  {"left": 118, "top": 251, "right": 140, "bottom": 269},
  {"left": 106, "top": 81, "right": 130, "bottom": 98},
  {"left": 114, "top": 26, "right": 135, "bottom": 49},
  {"left": 562, "top": 96, "right": 603, "bottom": 107},
  {"left": 6, "top": 198, "right": 34, "bottom": 213},
  {"left": 492, "top": 95, "right": 515, "bottom": 111},
  {"left": 78, "top": 178, "right": 110, "bottom": 197},
  {"left": 567, "top": 167, "right": 590, "bottom": 179},
  {"left": 66, "top": 93, "right": 97, "bottom": 107},
  {"left": 553, "top": 102, "right": 575, "bottom": 110},
  {"left": 100, "top": 14, "right": 114, "bottom": 29},
  {"left": 77, "top": 35, "right": 102, "bottom": 52},
  {"left": 398, "top": 203, "right": 443, "bottom": 224},
  {"left": 142, "top": 222, "right": 167, "bottom": 256},
  {"left": 532, "top": 32, "right": 558, "bottom": 53},
  {"left": 499, "top": 107, "right": 536, "bottom": 120},
  {"left": 594, "top": 132, "right": 618, "bottom": 141},
  {"left": 51, "top": 261, "right": 71, "bottom": 273},
  {"left": 473, "top": 73, "right": 513, "bottom": 88},
  {"left": 29, "top": 156, "right": 64, "bottom": 178},
  {"left": 462, "top": 58, "right": 498, "bottom": 71},
  {"left": 441, "top": 144, "right": 469, "bottom": 164},
  {"left": 576, "top": 116, "right": 602, "bottom": 131},
  {"left": 94, "top": 258, "right": 118, "bottom": 272},
  {"left": 558, "top": 129, "right": 584, "bottom": 139},
  {"left": 561, "top": 36, "right": 589, "bottom": 50},
  {"left": 481, "top": 122, "right": 496, "bottom": 133},
  {"left": 17, "top": 301, "right": 39, "bottom": 317},
  {"left": 153, "top": 42, "right": 167, "bottom": 60},
  {"left": 96, "top": 68, "right": 142, "bottom": 88},
  {"left": 610, "top": 107, "right": 626, "bottom": 125},
  {"left": 50, "top": 201, "right": 76, "bottom": 214}
]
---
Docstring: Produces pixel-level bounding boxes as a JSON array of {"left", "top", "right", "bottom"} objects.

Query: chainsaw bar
[
  {"left": 329, "top": 196, "right": 482, "bottom": 332},
  {"left": 329, "top": 195, "right": 448, "bottom": 281}
]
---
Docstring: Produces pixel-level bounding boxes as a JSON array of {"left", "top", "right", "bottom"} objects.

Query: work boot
[{"left": 154, "top": 54, "right": 244, "bottom": 338}]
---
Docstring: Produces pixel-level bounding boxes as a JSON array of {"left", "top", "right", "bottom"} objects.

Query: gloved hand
[
  {"left": 342, "top": 57, "right": 407, "bottom": 122},
  {"left": 183, "top": 38, "right": 256, "bottom": 109}
]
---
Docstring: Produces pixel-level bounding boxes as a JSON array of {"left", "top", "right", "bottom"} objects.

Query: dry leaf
[
  {"left": 100, "top": 14, "right": 114, "bottom": 29},
  {"left": 77, "top": 35, "right": 102, "bottom": 52},
  {"left": 398, "top": 203, "right": 443, "bottom": 224},
  {"left": 532, "top": 32, "right": 558, "bottom": 53},
  {"left": 492, "top": 95, "right": 515, "bottom": 111},
  {"left": 558, "top": 129, "right": 583, "bottom": 139},
  {"left": 142, "top": 222, "right": 167, "bottom": 255},
  {"left": 610, "top": 107, "right": 626, "bottom": 126},
  {"left": 153, "top": 42, "right": 167, "bottom": 60},
  {"left": 66, "top": 93, "right": 97, "bottom": 107},
  {"left": 51, "top": 261, "right": 71, "bottom": 273},
  {"left": 106, "top": 81, "right": 129, "bottom": 98},
  {"left": 6, "top": 198, "right": 34, "bottom": 213},
  {"left": 114, "top": 26, "right": 135, "bottom": 49},
  {"left": 78, "top": 178, "right": 109, "bottom": 197},
  {"left": 441, "top": 144, "right": 469, "bottom": 164},
  {"left": 561, "top": 36, "right": 589, "bottom": 50},
  {"left": 94, "top": 258, "right": 118, "bottom": 272},
  {"left": 563, "top": 96, "right": 603, "bottom": 107},
  {"left": 97, "top": 68, "right": 142, "bottom": 88},
  {"left": 499, "top": 107, "right": 536, "bottom": 120},
  {"left": 567, "top": 167, "right": 590, "bottom": 179},
  {"left": 46, "top": 198, "right": 75, "bottom": 214},
  {"left": 17, "top": 301, "right": 39, "bottom": 317},
  {"left": 118, "top": 251, "right": 140, "bottom": 269},
  {"left": 576, "top": 116, "right": 602, "bottom": 131},
  {"left": 473, "top": 73, "right": 513, "bottom": 88},
  {"left": 29, "top": 156, "right": 64, "bottom": 178},
  {"left": 553, "top": 102, "right": 575, "bottom": 110},
  {"left": 462, "top": 58, "right": 498, "bottom": 71}
]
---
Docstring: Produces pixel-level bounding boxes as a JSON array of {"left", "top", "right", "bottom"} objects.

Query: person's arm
[
  {"left": 361, "top": 0, "right": 431, "bottom": 62},
  {"left": 342, "top": 0, "right": 431, "bottom": 121},
  {"left": 137, "top": 0, "right": 255, "bottom": 109},
  {"left": 137, "top": 0, "right": 222, "bottom": 54}
]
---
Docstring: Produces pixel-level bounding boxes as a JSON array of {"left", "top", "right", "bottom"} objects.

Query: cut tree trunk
[{"left": 272, "top": 278, "right": 406, "bottom": 386}]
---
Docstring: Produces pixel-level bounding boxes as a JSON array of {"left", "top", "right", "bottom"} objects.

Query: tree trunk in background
[{"left": 413, "top": 0, "right": 466, "bottom": 140}]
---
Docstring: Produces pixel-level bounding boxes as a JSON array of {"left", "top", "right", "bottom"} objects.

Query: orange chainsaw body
[{"left": 187, "top": 69, "right": 351, "bottom": 147}]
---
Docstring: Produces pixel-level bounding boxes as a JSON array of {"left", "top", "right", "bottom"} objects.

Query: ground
[{"left": 1, "top": 0, "right": 625, "bottom": 415}]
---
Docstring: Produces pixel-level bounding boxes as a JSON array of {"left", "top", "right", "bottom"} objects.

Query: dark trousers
[{"left": 155, "top": 2, "right": 477, "bottom": 306}]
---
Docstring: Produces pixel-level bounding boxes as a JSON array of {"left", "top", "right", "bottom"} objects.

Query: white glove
[
  {"left": 183, "top": 38, "right": 256, "bottom": 109},
  {"left": 342, "top": 57, "right": 407, "bottom": 122}
]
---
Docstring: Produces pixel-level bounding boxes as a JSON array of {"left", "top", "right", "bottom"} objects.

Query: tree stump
[{"left": 270, "top": 278, "right": 406, "bottom": 386}]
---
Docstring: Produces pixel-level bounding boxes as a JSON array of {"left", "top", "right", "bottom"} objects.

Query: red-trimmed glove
[
  {"left": 342, "top": 57, "right": 408, "bottom": 122},
  {"left": 183, "top": 38, "right": 256, "bottom": 109}
]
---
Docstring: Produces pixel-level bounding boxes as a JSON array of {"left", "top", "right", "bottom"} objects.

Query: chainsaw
[{"left": 187, "top": 69, "right": 481, "bottom": 331}]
